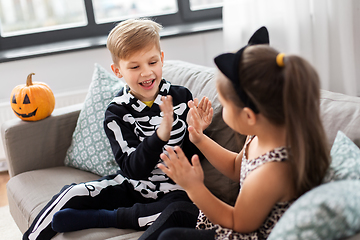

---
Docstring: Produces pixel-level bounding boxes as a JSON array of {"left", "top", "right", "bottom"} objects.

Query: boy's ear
[
  {"left": 161, "top": 51, "right": 164, "bottom": 66},
  {"left": 243, "top": 107, "right": 257, "bottom": 126},
  {"left": 111, "top": 64, "right": 123, "bottom": 78}
]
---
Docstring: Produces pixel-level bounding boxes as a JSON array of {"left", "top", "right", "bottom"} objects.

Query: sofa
[{"left": 2, "top": 60, "right": 360, "bottom": 240}]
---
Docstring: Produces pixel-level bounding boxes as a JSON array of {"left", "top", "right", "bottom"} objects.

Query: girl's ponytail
[{"left": 282, "top": 55, "right": 330, "bottom": 196}]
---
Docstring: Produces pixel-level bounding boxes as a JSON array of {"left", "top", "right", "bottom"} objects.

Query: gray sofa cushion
[
  {"left": 320, "top": 89, "right": 360, "bottom": 147},
  {"left": 7, "top": 166, "right": 144, "bottom": 239}
]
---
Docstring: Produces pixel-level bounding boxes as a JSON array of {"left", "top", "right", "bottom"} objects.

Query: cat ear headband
[{"left": 214, "top": 26, "right": 270, "bottom": 114}]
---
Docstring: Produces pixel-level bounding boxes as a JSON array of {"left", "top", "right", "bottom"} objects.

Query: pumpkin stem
[{"left": 26, "top": 73, "right": 35, "bottom": 86}]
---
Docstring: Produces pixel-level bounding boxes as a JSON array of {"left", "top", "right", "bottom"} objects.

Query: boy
[{"left": 23, "top": 18, "right": 203, "bottom": 240}]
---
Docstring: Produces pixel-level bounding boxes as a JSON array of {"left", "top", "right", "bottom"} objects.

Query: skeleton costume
[
  {"left": 104, "top": 79, "right": 198, "bottom": 191},
  {"left": 23, "top": 79, "right": 200, "bottom": 240}
]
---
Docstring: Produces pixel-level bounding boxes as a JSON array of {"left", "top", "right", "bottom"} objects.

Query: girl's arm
[
  {"left": 159, "top": 146, "right": 293, "bottom": 233},
  {"left": 193, "top": 134, "right": 242, "bottom": 182},
  {"left": 187, "top": 98, "right": 242, "bottom": 181}
]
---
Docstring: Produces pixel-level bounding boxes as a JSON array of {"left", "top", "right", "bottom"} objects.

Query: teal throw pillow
[
  {"left": 324, "top": 130, "right": 360, "bottom": 182},
  {"left": 268, "top": 131, "right": 360, "bottom": 240},
  {"left": 64, "top": 64, "right": 124, "bottom": 176},
  {"left": 268, "top": 180, "right": 360, "bottom": 240}
]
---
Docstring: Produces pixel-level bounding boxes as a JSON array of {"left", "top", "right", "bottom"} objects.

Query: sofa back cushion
[{"left": 320, "top": 89, "right": 360, "bottom": 148}]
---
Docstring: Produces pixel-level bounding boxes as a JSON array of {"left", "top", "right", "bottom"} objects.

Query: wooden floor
[{"left": 0, "top": 171, "right": 10, "bottom": 207}]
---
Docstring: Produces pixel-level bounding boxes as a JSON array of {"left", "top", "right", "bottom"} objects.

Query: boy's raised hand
[
  {"left": 187, "top": 97, "right": 213, "bottom": 144},
  {"left": 157, "top": 95, "right": 174, "bottom": 142},
  {"left": 158, "top": 146, "right": 204, "bottom": 191}
]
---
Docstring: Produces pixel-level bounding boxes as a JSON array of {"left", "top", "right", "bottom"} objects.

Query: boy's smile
[
  {"left": 111, "top": 45, "right": 164, "bottom": 102},
  {"left": 140, "top": 79, "right": 155, "bottom": 89}
]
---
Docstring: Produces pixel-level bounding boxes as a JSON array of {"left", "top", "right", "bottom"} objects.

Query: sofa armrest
[{"left": 1, "top": 103, "right": 82, "bottom": 177}]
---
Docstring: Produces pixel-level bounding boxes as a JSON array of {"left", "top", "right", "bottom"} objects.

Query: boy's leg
[
  {"left": 23, "top": 184, "right": 75, "bottom": 240},
  {"left": 51, "top": 208, "right": 118, "bottom": 232},
  {"left": 116, "top": 190, "right": 191, "bottom": 231},
  {"left": 158, "top": 228, "right": 216, "bottom": 240},
  {"left": 51, "top": 189, "right": 191, "bottom": 233},
  {"left": 23, "top": 174, "right": 134, "bottom": 240},
  {"left": 138, "top": 201, "right": 199, "bottom": 240}
]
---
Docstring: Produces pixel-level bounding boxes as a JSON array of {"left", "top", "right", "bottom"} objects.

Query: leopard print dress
[{"left": 196, "top": 136, "right": 293, "bottom": 240}]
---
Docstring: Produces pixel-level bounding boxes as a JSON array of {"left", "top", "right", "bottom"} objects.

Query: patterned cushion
[
  {"left": 324, "top": 130, "right": 360, "bottom": 182},
  {"left": 64, "top": 64, "right": 124, "bottom": 176},
  {"left": 268, "top": 180, "right": 360, "bottom": 240},
  {"left": 268, "top": 131, "right": 360, "bottom": 240}
]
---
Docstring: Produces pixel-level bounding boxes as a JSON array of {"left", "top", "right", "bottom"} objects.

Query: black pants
[
  {"left": 139, "top": 201, "right": 216, "bottom": 240},
  {"left": 23, "top": 173, "right": 190, "bottom": 240}
]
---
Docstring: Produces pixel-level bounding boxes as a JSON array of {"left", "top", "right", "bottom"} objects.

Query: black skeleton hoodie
[{"left": 104, "top": 79, "right": 201, "bottom": 198}]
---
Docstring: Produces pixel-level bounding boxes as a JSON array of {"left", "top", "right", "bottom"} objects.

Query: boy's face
[{"left": 111, "top": 45, "right": 164, "bottom": 102}]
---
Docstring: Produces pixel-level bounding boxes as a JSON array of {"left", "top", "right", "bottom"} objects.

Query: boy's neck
[{"left": 128, "top": 89, "right": 158, "bottom": 103}]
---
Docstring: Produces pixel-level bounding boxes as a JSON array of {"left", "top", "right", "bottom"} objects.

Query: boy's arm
[
  {"left": 170, "top": 86, "right": 204, "bottom": 161},
  {"left": 156, "top": 96, "right": 173, "bottom": 142},
  {"left": 104, "top": 104, "right": 167, "bottom": 180}
]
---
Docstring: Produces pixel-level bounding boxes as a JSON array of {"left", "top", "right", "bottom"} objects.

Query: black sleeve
[
  {"left": 104, "top": 104, "right": 167, "bottom": 180},
  {"left": 169, "top": 86, "right": 204, "bottom": 162}
]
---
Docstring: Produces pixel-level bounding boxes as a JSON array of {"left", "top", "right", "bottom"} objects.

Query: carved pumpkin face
[{"left": 10, "top": 73, "right": 55, "bottom": 121}]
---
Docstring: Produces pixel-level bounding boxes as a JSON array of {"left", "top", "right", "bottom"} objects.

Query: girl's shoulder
[
  {"left": 242, "top": 136, "right": 295, "bottom": 202},
  {"left": 244, "top": 135, "right": 288, "bottom": 163},
  {"left": 242, "top": 158, "right": 296, "bottom": 203}
]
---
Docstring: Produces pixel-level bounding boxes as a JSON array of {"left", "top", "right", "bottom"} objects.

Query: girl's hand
[
  {"left": 158, "top": 146, "right": 204, "bottom": 191},
  {"left": 187, "top": 97, "right": 213, "bottom": 144},
  {"left": 157, "top": 95, "right": 174, "bottom": 142}
]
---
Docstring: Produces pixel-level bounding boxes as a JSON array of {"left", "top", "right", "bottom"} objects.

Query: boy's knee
[
  {"left": 164, "top": 201, "right": 198, "bottom": 215},
  {"left": 158, "top": 228, "right": 179, "bottom": 240}
]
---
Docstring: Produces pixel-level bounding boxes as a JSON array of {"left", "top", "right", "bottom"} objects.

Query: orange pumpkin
[{"left": 10, "top": 73, "right": 55, "bottom": 121}]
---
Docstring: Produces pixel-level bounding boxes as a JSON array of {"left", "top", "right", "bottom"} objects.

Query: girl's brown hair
[
  {"left": 107, "top": 18, "right": 162, "bottom": 64},
  {"left": 217, "top": 45, "right": 330, "bottom": 197}
]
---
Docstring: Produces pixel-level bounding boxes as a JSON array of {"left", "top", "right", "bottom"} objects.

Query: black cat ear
[
  {"left": 248, "top": 26, "right": 269, "bottom": 45},
  {"left": 214, "top": 26, "right": 269, "bottom": 114}
]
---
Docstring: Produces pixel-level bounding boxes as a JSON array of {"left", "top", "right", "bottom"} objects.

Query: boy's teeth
[{"left": 141, "top": 80, "right": 153, "bottom": 87}]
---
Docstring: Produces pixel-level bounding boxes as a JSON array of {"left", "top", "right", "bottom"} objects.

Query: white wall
[{"left": 0, "top": 30, "right": 224, "bottom": 167}]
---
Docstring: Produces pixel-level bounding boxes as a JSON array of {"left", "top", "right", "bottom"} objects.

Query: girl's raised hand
[
  {"left": 187, "top": 97, "right": 213, "bottom": 144},
  {"left": 158, "top": 146, "right": 204, "bottom": 191}
]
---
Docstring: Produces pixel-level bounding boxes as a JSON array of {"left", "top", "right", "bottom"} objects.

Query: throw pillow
[
  {"left": 64, "top": 63, "right": 124, "bottom": 176},
  {"left": 268, "top": 180, "right": 360, "bottom": 240},
  {"left": 323, "top": 130, "right": 360, "bottom": 182}
]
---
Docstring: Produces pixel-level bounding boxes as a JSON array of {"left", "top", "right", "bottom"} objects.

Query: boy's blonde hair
[{"left": 107, "top": 18, "right": 163, "bottom": 65}]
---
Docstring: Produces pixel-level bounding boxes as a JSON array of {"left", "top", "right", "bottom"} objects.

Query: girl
[{"left": 140, "top": 27, "right": 330, "bottom": 240}]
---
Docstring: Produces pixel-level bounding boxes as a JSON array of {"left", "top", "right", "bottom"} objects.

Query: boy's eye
[
  {"left": 130, "top": 66, "right": 139, "bottom": 69},
  {"left": 150, "top": 61, "right": 157, "bottom": 65}
]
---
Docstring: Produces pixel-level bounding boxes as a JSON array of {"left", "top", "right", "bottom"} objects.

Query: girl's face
[{"left": 217, "top": 90, "right": 244, "bottom": 134}]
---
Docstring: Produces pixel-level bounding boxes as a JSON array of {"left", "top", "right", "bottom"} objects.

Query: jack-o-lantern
[{"left": 10, "top": 73, "right": 55, "bottom": 121}]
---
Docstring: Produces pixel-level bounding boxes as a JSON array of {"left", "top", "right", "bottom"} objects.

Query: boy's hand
[
  {"left": 187, "top": 97, "right": 213, "bottom": 144},
  {"left": 157, "top": 95, "right": 174, "bottom": 142},
  {"left": 158, "top": 146, "right": 204, "bottom": 191}
]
